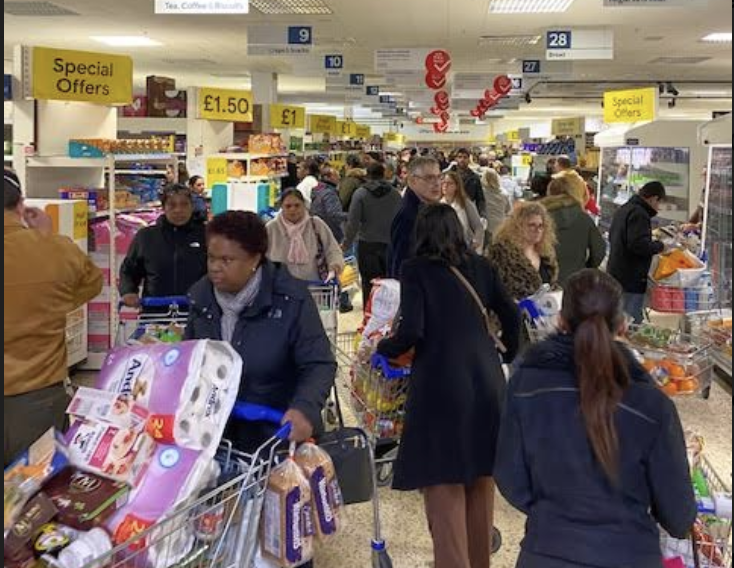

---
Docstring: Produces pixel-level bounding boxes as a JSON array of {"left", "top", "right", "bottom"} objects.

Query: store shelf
[
  {"left": 26, "top": 156, "right": 109, "bottom": 169},
  {"left": 213, "top": 153, "right": 289, "bottom": 161},
  {"left": 115, "top": 169, "right": 168, "bottom": 176},
  {"left": 112, "top": 153, "right": 176, "bottom": 162}
]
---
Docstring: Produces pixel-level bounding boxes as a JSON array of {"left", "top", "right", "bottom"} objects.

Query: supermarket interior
[{"left": 3, "top": 0, "right": 733, "bottom": 567}]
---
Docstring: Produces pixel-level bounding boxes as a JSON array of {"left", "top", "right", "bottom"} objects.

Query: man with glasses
[{"left": 387, "top": 157, "right": 443, "bottom": 277}]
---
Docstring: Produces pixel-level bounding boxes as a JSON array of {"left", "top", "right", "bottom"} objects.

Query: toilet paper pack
[{"left": 96, "top": 340, "right": 242, "bottom": 456}]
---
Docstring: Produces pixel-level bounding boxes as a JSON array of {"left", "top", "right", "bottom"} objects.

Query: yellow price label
[
  {"left": 522, "top": 155, "right": 533, "bottom": 167},
  {"left": 335, "top": 121, "right": 357, "bottom": 138},
  {"left": 206, "top": 157, "right": 229, "bottom": 187},
  {"left": 507, "top": 130, "right": 521, "bottom": 142},
  {"left": 32, "top": 46, "right": 133, "bottom": 105},
  {"left": 384, "top": 132, "right": 401, "bottom": 143},
  {"left": 270, "top": 104, "right": 306, "bottom": 129},
  {"left": 355, "top": 125, "right": 372, "bottom": 139},
  {"left": 310, "top": 114, "right": 337, "bottom": 135},
  {"left": 198, "top": 87, "right": 253, "bottom": 122},
  {"left": 73, "top": 201, "right": 88, "bottom": 240}
]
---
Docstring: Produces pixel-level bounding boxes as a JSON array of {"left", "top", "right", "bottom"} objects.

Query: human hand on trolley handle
[
  {"left": 282, "top": 408, "right": 314, "bottom": 442},
  {"left": 122, "top": 294, "right": 141, "bottom": 309}
]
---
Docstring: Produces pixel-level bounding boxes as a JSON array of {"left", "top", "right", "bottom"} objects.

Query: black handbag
[{"left": 317, "top": 426, "right": 374, "bottom": 505}]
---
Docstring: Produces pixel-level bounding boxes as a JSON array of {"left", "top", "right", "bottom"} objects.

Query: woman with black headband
[{"left": 119, "top": 183, "right": 207, "bottom": 308}]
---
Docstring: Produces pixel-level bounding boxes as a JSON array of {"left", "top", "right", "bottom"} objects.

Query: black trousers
[{"left": 357, "top": 241, "right": 389, "bottom": 307}]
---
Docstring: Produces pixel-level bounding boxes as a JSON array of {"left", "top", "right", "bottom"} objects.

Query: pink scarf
[{"left": 279, "top": 213, "right": 311, "bottom": 265}]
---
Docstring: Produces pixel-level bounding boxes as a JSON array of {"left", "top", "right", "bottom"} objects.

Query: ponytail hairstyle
[{"left": 561, "top": 269, "right": 630, "bottom": 482}]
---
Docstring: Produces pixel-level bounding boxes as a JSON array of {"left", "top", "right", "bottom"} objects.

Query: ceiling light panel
[
  {"left": 478, "top": 35, "right": 542, "bottom": 46},
  {"left": 91, "top": 36, "right": 162, "bottom": 47},
  {"left": 649, "top": 56, "right": 712, "bottom": 65},
  {"left": 488, "top": 0, "right": 575, "bottom": 14},
  {"left": 4, "top": 1, "right": 79, "bottom": 16},
  {"left": 250, "top": 0, "right": 333, "bottom": 15},
  {"left": 701, "top": 32, "right": 733, "bottom": 43}
]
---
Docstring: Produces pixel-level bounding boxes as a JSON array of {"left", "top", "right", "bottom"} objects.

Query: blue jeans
[{"left": 623, "top": 293, "right": 647, "bottom": 324}]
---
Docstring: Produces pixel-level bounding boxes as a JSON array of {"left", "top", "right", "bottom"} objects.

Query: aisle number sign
[
  {"left": 335, "top": 121, "right": 357, "bottom": 138},
  {"left": 31, "top": 47, "right": 133, "bottom": 105},
  {"left": 552, "top": 117, "right": 585, "bottom": 137},
  {"left": 207, "top": 157, "right": 229, "bottom": 188},
  {"left": 198, "top": 87, "right": 253, "bottom": 122},
  {"left": 356, "top": 125, "right": 372, "bottom": 139},
  {"left": 603, "top": 87, "right": 658, "bottom": 124},
  {"left": 546, "top": 29, "right": 614, "bottom": 61},
  {"left": 310, "top": 114, "right": 337, "bottom": 135},
  {"left": 270, "top": 104, "right": 306, "bottom": 129}
]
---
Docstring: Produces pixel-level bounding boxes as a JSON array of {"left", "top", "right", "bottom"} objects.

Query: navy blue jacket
[
  {"left": 495, "top": 334, "right": 696, "bottom": 568},
  {"left": 387, "top": 188, "right": 422, "bottom": 278},
  {"left": 184, "top": 261, "right": 336, "bottom": 448}
]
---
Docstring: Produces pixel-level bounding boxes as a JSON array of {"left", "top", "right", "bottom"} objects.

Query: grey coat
[{"left": 343, "top": 180, "right": 403, "bottom": 249}]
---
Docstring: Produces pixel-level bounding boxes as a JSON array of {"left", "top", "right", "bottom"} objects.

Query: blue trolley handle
[
  {"left": 370, "top": 353, "right": 412, "bottom": 380},
  {"left": 231, "top": 402, "right": 291, "bottom": 441},
  {"left": 140, "top": 296, "right": 190, "bottom": 309}
]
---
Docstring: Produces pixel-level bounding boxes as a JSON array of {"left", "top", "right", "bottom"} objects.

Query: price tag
[
  {"left": 207, "top": 157, "right": 229, "bottom": 187},
  {"left": 507, "top": 130, "right": 521, "bottom": 142},
  {"left": 310, "top": 114, "right": 337, "bottom": 135},
  {"left": 73, "top": 202, "right": 88, "bottom": 240},
  {"left": 270, "top": 104, "right": 306, "bottom": 129},
  {"left": 198, "top": 87, "right": 253, "bottom": 122},
  {"left": 336, "top": 121, "right": 357, "bottom": 137},
  {"left": 356, "top": 125, "right": 372, "bottom": 139},
  {"left": 522, "top": 154, "right": 533, "bottom": 167}
]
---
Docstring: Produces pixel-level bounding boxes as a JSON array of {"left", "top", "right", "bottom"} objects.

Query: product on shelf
[
  {"left": 69, "top": 137, "right": 174, "bottom": 158},
  {"left": 248, "top": 134, "right": 287, "bottom": 155},
  {"left": 652, "top": 249, "right": 705, "bottom": 286}
]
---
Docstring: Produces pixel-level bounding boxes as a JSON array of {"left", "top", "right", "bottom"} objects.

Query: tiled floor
[{"left": 312, "top": 304, "right": 733, "bottom": 568}]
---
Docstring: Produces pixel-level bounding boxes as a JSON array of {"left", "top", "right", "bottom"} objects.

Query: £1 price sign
[
  {"left": 198, "top": 87, "right": 253, "bottom": 122},
  {"left": 270, "top": 104, "right": 306, "bottom": 129}
]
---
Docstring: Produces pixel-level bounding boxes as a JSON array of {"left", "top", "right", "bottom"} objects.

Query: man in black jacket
[
  {"left": 454, "top": 148, "right": 487, "bottom": 219},
  {"left": 120, "top": 184, "right": 207, "bottom": 308},
  {"left": 387, "top": 157, "right": 442, "bottom": 278},
  {"left": 608, "top": 181, "right": 667, "bottom": 323}
]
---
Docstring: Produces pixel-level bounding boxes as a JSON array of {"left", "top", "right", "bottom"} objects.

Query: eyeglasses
[
  {"left": 412, "top": 174, "right": 442, "bottom": 184},
  {"left": 527, "top": 223, "right": 545, "bottom": 231}
]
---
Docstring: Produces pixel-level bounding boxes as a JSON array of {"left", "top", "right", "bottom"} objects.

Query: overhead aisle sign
[
  {"left": 248, "top": 26, "right": 312, "bottom": 56},
  {"left": 198, "top": 87, "right": 253, "bottom": 122},
  {"left": 4, "top": 75, "right": 11, "bottom": 100},
  {"left": 310, "top": 114, "right": 336, "bottom": 135},
  {"left": 155, "top": 0, "right": 249, "bottom": 14},
  {"left": 30, "top": 47, "right": 133, "bottom": 105},
  {"left": 270, "top": 104, "right": 305, "bottom": 129},
  {"left": 366, "top": 86, "right": 380, "bottom": 96},
  {"left": 546, "top": 29, "right": 614, "bottom": 61},
  {"left": 603, "top": 87, "right": 658, "bottom": 123}
]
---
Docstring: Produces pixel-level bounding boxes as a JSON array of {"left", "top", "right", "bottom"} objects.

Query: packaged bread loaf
[
  {"left": 294, "top": 442, "right": 344, "bottom": 541},
  {"left": 260, "top": 458, "right": 314, "bottom": 567}
]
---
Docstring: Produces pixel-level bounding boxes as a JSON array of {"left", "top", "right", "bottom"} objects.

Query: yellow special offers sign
[
  {"left": 356, "top": 125, "right": 372, "bottom": 139},
  {"left": 310, "top": 114, "right": 337, "bottom": 135},
  {"left": 604, "top": 87, "right": 657, "bottom": 124},
  {"left": 32, "top": 47, "right": 133, "bottom": 105},
  {"left": 552, "top": 117, "right": 585, "bottom": 137}
]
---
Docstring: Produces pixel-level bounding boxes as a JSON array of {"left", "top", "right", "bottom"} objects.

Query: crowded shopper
[
  {"left": 441, "top": 171, "right": 485, "bottom": 254},
  {"left": 377, "top": 204, "right": 520, "bottom": 568},
  {"left": 499, "top": 165, "right": 523, "bottom": 204},
  {"left": 607, "top": 181, "right": 667, "bottom": 323},
  {"left": 267, "top": 189, "right": 344, "bottom": 282},
  {"left": 542, "top": 175, "right": 606, "bottom": 286},
  {"left": 120, "top": 183, "right": 207, "bottom": 309},
  {"left": 297, "top": 159, "right": 322, "bottom": 204},
  {"left": 387, "top": 156, "right": 443, "bottom": 277},
  {"left": 311, "top": 166, "right": 347, "bottom": 243},
  {"left": 453, "top": 148, "right": 487, "bottom": 219},
  {"left": 187, "top": 174, "right": 208, "bottom": 220},
  {"left": 4, "top": 169, "right": 103, "bottom": 465},
  {"left": 185, "top": 211, "right": 336, "bottom": 458},
  {"left": 343, "top": 163, "right": 403, "bottom": 306},
  {"left": 483, "top": 168, "right": 512, "bottom": 241},
  {"left": 496, "top": 269, "right": 696, "bottom": 568},
  {"left": 339, "top": 154, "right": 367, "bottom": 211},
  {"left": 488, "top": 202, "right": 559, "bottom": 302}
]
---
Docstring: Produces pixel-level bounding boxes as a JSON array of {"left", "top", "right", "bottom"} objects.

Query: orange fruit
[{"left": 662, "top": 382, "right": 679, "bottom": 397}]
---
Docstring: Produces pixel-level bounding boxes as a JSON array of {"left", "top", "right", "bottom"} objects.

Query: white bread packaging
[{"left": 294, "top": 442, "right": 344, "bottom": 541}]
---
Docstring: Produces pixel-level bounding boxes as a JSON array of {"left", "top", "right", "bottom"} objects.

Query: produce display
[
  {"left": 627, "top": 325, "right": 712, "bottom": 397},
  {"left": 654, "top": 249, "right": 704, "bottom": 283}
]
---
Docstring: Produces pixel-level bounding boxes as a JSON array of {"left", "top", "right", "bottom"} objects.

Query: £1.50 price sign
[
  {"left": 270, "top": 104, "right": 306, "bottom": 129},
  {"left": 198, "top": 87, "right": 254, "bottom": 122}
]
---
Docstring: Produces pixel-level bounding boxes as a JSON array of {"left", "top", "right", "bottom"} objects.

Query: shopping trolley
[
  {"left": 117, "top": 296, "right": 189, "bottom": 346},
  {"left": 661, "top": 457, "right": 732, "bottom": 568},
  {"left": 309, "top": 282, "right": 340, "bottom": 345},
  {"left": 79, "top": 403, "right": 291, "bottom": 568}
]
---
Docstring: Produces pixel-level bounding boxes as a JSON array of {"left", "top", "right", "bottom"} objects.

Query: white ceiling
[{"left": 4, "top": 0, "right": 733, "bottom": 123}]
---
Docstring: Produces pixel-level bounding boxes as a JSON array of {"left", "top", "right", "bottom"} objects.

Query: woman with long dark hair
[
  {"left": 377, "top": 204, "right": 520, "bottom": 568},
  {"left": 495, "top": 269, "right": 696, "bottom": 568}
]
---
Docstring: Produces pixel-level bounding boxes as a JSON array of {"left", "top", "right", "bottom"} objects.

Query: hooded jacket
[
  {"left": 5, "top": 213, "right": 103, "bottom": 395},
  {"left": 310, "top": 181, "right": 347, "bottom": 242},
  {"left": 338, "top": 168, "right": 367, "bottom": 211},
  {"left": 542, "top": 194, "right": 606, "bottom": 286},
  {"left": 343, "top": 179, "right": 403, "bottom": 250},
  {"left": 495, "top": 334, "right": 696, "bottom": 568},
  {"left": 608, "top": 195, "right": 665, "bottom": 294},
  {"left": 119, "top": 216, "right": 207, "bottom": 300}
]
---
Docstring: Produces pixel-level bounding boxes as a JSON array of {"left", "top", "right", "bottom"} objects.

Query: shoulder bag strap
[{"left": 449, "top": 266, "right": 507, "bottom": 354}]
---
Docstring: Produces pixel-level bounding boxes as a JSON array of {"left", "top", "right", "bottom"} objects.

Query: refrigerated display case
[{"left": 702, "top": 144, "right": 732, "bottom": 381}]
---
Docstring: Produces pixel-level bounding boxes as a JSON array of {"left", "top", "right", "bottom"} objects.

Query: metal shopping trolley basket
[
  {"left": 661, "top": 457, "right": 732, "bottom": 568},
  {"left": 519, "top": 285, "right": 563, "bottom": 344},
  {"left": 79, "top": 403, "right": 290, "bottom": 568},
  {"left": 117, "top": 296, "right": 189, "bottom": 347}
]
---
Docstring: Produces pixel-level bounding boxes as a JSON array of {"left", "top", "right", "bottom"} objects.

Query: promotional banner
[
  {"left": 31, "top": 47, "right": 133, "bottom": 105},
  {"left": 270, "top": 104, "right": 306, "bottom": 129},
  {"left": 603, "top": 87, "right": 658, "bottom": 123}
]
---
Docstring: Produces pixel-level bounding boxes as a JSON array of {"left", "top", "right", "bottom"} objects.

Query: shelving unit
[{"left": 25, "top": 153, "right": 176, "bottom": 370}]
